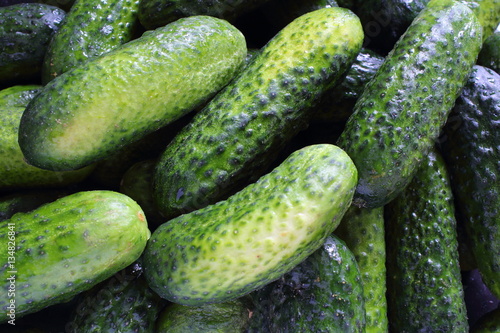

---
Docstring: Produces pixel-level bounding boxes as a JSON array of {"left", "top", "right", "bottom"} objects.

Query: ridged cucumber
[
  {"left": 440, "top": 65, "right": 500, "bottom": 299},
  {"left": 42, "top": 0, "right": 140, "bottom": 83},
  {"left": 336, "top": 0, "right": 483, "bottom": 208},
  {"left": 18, "top": 15, "right": 247, "bottom": 171},
  {"left": 247, "top": 235, "right": 365, "bottom": 333},
  {"left": 144, "top": 144, "right": 357, "bottom": 306},
  {"left": 385, "top": 149, "right": 468, "bottom": 332},
  {"left": 153, "top": 7, "right": 363, "bottom": 219},
  {"left": 0, "top": 190, "right": 150, "bottom": 322},
  {"left": 335, "top": 206, "right": 388, "bottom": 333}
]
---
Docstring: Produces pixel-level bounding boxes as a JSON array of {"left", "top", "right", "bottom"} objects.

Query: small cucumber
[
  {"left": 247, "top": 235, "right": 365, "bottom": 333},
  {"left": 440, "top": 65, "right": 500, "bottom": 299},
  {"left": 0, "top": 190, "right": 150, "bottom": 322},
  {"left": 0, "top": 3, "right": 66, "bottom": 86},
  {"left": 153, "top": 7, "right": 363, "bottom": 219},
  {"left": 144, "top": 144, "right": 357, "bottom": 306},
  {"left": 42, "top": 0, "right": 140, "bottom": 83},
  {"left": 385, "top": 149, "right": 468, "bottom": 332},
  {"left": 335, "top": 206, "right": 388, "bottom": 333},
  {"left": 336, "top": 0, "right": 483, "bottom": 208},
  {"left": 0, "top": 85, "right": 94, "bottom": 191},
  {"left": 18, "top": 15, "right": 247, "bottom": 172}
]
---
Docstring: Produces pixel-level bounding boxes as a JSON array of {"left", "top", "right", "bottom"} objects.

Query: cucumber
[
  {"left": 471, "top": 307, "right": 500, "bottom": 332},
  {"left": 0, "top": 3, "right": 66, "bottom": 87},
  {"left": 0, "top": 85, "right": 94, "bottom": 191},
  {"left": 440, "top": 65, "right": 500, "bottom": 299},
  {"left": 247, "top": 235, "right": 365, "bottom": 333},
  {"left": 18, "top": 15, "right": 247, "bottom": 172},
  {"left": 155, "top": 299, "right": 251, "bottom": 332},
  {"left": 144, "top": 144, "right": 358, "bottom": 306},
  {"left": 41, "top": 0, "right": 140, "bottom": 83},
  {"left": 335, "top": 206, "right": 388, "bottom": 333},
  {"left": 336, "top": 0, "right": 483, "bottom": 209},
  {"left": 385, "top": 148, "right": 468, "bottom": 332},
  {"left": 0, "top": 190, "right": 150, "bottom": 322},
  {"left": 153, "top": 7, "right": 363, "bottom": 219},
  {"left": 477, "top": 30, "right": 500, "bottom": 74},
  {"left": 138, "top": 0, "right": 271, "bottom": 30},
  {"left": 66, "top": 259, "right": 165, "bottom": 333}
]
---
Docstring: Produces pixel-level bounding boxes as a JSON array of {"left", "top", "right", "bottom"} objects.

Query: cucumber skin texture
[
  {"left": 42, "top": 0, "right": 140, "bottom": 83},
  {"left": 0, "top": 85, "right": 94, "bottom": 191},
  {"left": 385, "top": 149, "right": 468, "bottom": 332},
  {"left": 477, "top": 30, "right": 500, "bottom": 74},
  {"left": 138, "top": 0, "right": 270, "bottom": 30},
  {"left": 153, "top": 7, "right": 363, "bottom": 219},
  {"left": 336, "top": 0, "right": 483, "bottom": 209},
  {"left": 144, "top": 144, "right": 358, "bottom": 306},
  {"left": 156, "top": 299, "right": 251, "bottom": 332},
  {"left": 335, "top": 206, "right": 388, "bottom": 333},
  {"left": 18, "top": 15, "right": 247, "bottom": 172},
  {"left": 440, "top": 65, "right": 500, "bottom": 299},
  {"left": 0, "top": 190, "right": 151, "bottom": 322},
  {"left": 247, "top": 235, "right": 365, "bottom": 333},
  {"left": 0, "top": 3, "right": 66, "bottom": 86}
]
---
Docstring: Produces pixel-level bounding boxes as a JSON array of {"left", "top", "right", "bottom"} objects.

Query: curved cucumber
[
  {"left": 144, "top": 144, "right": 357, "bottom": 306},
  {"left": 18, "top": 15, "right": 247, "bottom": 171},
  {"left": 336, "top": 0, "right": 483, "bottom": 208},
  {"left": 0, "top": 190, "right": 150, "bottom": 322},
  {"left": 153, "top": 7, "right": 363, "bottom": 219}
]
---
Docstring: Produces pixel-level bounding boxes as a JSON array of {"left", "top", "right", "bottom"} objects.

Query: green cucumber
[
  {"left": 385, "top": 148, "right": 468, "bottom": 332},
  {"left": 155, "top": 299, "right": 251, "bottom": 332},
  {"left": 0, "top": 85, "right": 94, "bottom": 191},
  {"left": 335, "top": 206, "right": 388, "bottom": 333},
  {"left": 41, "top": 0, "right": 140, "bottom": 83},
  {"left": 153, "top": 7, "right": 363, "bottom": 219},
  {"left": 247, "top": 235, "right": 365, "bottom": 333},
  {"left": 0, "top": 190, "right": 70, "bottom": 222},
  {"left": 0, "top": 3, "right": 66, "bottom": 87},
  {"left": 440, "top": 65, "right": 500, "bottom": 299},
  {"left": 336, "top": 0, "right": 483, "bottom": 209},
  {"left": 477, "top": 29, "right": 500, "bottom": 73},
  {"left": 144, "top": 144, "right": 357, "bottom": 306},
  {"left": 0, "top": 190, "right": 150, "bottom": 322},
  {"left": 18, "top": 15, "right": 247, "bottom": 172}
]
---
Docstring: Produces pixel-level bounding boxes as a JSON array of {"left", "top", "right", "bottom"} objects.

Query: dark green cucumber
[
  {"left": 66, "top": 259, "right": 165, "bottom": 333},
  {"left": 335, "top": 206, "right": 388, "bottom": 333},
  {"left": 0, "top": 190, "right": 150, "bottom": 322},
  {"left": 18, "top": 15, "right": 246, "bottom": 172},
  {"left": 156, "top": 299, "right": 251, "bottom": 332},
  {"left": 247, "top": 235, "right": 365, "bottom": 333},
  {"left": 477, "top": 29, "right": 500, "bottom": 74},
  {"left": 0, "top": 85, "right": 94, "bottom": 191},
  {"left": 336, "top": 0, "right": 483, "bottom": 209},
  {"left": 138, "top": 0, "right": 271, "bottom": 30},
  {"left": 153, "top": 7, "right": 363, "bottom": 219},
  {"left": 0, "top": 3, "right": 66, "bottom": 87},
  {"left": 144, "top": 144, "right": 357, "bottom": 305},
  {"left": 385, "top": 148, "right": 468, "bottom": 332},
  {"left": 41, "top": 0, "right": 140, "bottom": 83},
  {"left": 440, "top": 65, "right": 500, "bottom": 299}
]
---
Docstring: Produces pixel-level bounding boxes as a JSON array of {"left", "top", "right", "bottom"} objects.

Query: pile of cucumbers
[{"left": 0, "top": 0, "right": 499, "bottom": 331}]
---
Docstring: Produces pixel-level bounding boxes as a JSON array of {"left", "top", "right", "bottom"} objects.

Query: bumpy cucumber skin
[
  {"left": 0, "top": 190, "right": 150, "bottom": 322},
  {"left": 42, "top": 0, "right": 140, "bottom": 83},
  {"left": 385, "top": 149, "right": 468, "bottom": 332},
  {"left": 440, "top": 65, "right": 500, "bottom": 299},
  {"left": 335, "top": 206, "right": 388, "bottom": 333},
  {"left": 153, "top": 7, "right": 363, "bottom": 219},
  {"left": 336, "top": 0, "right": 483, "bottom": 209},
  {"left": 66, "top": 260, "right": 164, "bottom": 333},
  {"left": 0, "top": 3, "right": 66, "bottom": 86},
  {"left": 145, "top": 144, "right": 357, "bottom": 306},
  {"left": 247, "top": 235, "right": 365, "bottom": 333},
  {"left": 18, "top": 16, "right": 247, "bottom": 172},
  {"left": 458, "top": 0, "right": 500, "bottom": 40},
  {"left": 156, "top": 299, "right": 251, "bottom": 332},
  {"left": 0, "top": 86, "right": 94, "bottom": 191},
  {"left": 138, "top": 0, "right": 269, "bottom": 30},
  {"left": 477, "top": 30, "right": 500, "bottom": 73}
]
